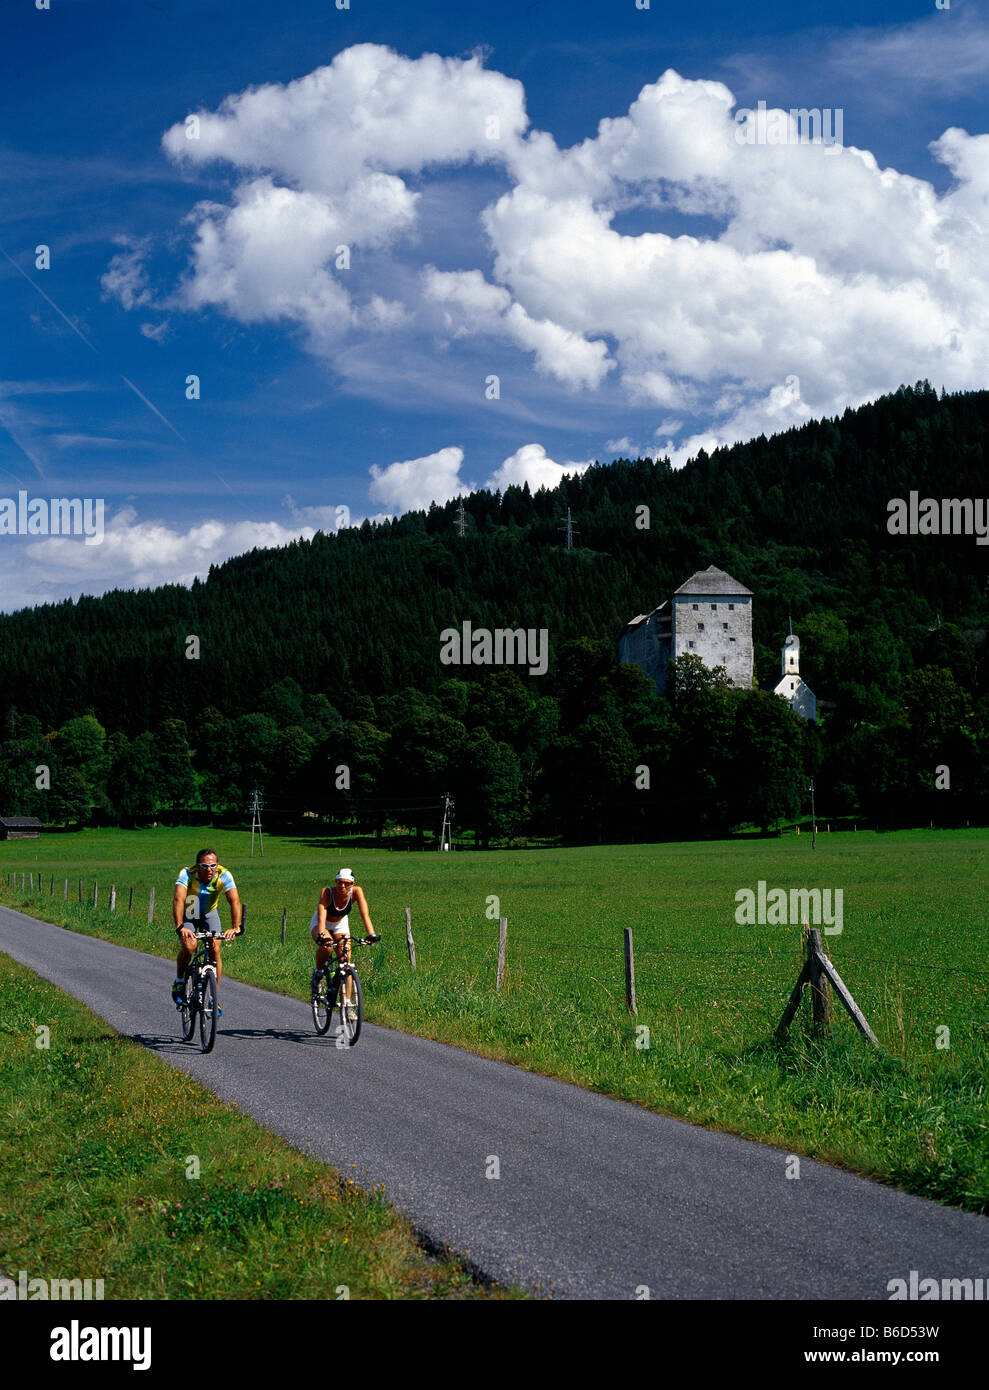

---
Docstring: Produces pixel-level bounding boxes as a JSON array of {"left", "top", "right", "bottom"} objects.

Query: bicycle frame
[
  {"left": 311, "top": 934, "right": 377, "bottom": 1044},
  {"left": 180, "top": 923, "right": 237, "bottom": 1052}
]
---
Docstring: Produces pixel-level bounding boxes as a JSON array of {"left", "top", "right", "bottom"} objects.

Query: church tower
[
  {"left": 774, "top": 618, "right": 817, "bottom": 720},
  {"left": 783, "top": 619, "right": 800, "bottom": 677}
]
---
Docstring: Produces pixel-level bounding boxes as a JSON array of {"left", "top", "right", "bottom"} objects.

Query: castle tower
[{"left": 619, "top": 565, "right": 753, "bottom": 694}]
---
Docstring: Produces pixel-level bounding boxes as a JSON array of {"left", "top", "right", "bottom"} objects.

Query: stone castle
[{"left": 619, "top": 564, "right": 815, "bottom": 719}]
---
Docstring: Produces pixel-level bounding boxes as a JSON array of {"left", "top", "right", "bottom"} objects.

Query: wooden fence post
[
  {"left": 624, "top": 927, "right": 638, "bottom": 1015},
  {"left": 281, "top": 906, "right": 287, "bottom": 946},
  {"left": 63, "top": 878, "right": 68, "bottom": 900},
  {"left": 809, "top": 928, "right": 830, "bottom": 1028},
  {"left": 93, "top": 881, "right": 99, "bottom": 909},
  {"left": 147, "top": 886, "right": 155, "bottom": 923},
  {"left": 405, "top": 905, "right": 416, "bottom": 969},
  {"left": 128, "top": 886, "right": 134, "bottom": 914},
  {"left": 496, "top": 915, "right": 508, "bottom": 993},
  {"left": 109, "top": 885, "right": 116, "bottom": 912},
  {"left": 77, "top": 878, "right": 82, "bottom": 903},
  {"left": 49, "top": 873, "right": 54, "bottom": 896},
  {"left": 776, "top": 925, "right": 877, "bottom": 1047}
]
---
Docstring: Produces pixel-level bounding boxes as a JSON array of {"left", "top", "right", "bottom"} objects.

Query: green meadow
[{"left": 2, "top": 826, "right": 987, "bottom": 1214}]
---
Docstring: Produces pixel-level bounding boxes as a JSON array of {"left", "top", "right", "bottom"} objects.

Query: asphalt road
[{"left": 2, "top": 904, "right": 987, "bottom": 1299}]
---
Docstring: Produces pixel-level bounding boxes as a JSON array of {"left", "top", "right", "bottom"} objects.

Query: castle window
[
  {"left": 723, "top": 623, "right": 728, "bottom": 630},
  {"left": 729, "top": 637, "right": 736, "bottom": 642},
  {"left": 698, "top": 623, "right": 704, "bottom": 631},
  {"left": 711, "top": 604, "right": 717, "bottom": 610},
  {"left": 692, "top": 603, "right": 699, "bottom": 610},
  {"left": 728, "top": 604, "right": 735, "bottom": 610},
  {"left": 688, "top": 641, "right": 694, "bottom": 648}
]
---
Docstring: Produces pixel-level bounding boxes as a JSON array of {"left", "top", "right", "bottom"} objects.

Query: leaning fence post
[
  {"left": 496, "top": 915, "right": 508, "bottom": 993},
  {"left": 775, "top": 932, "right": 812, "bottom": 1042},
  {"left": 147, "top": 885, "right": 155, "bottom": 923},
  {"left": 50, "top": 873, "right": 54, "bottom": 896},
  {"left": 405, "top": 905, "right": 416, "bottom": 969},
  {"left": 109, "top": 884, "right": 116, "bottom": 912},
  {"left": 281, "top": 906, "right": 287, "bottom": 946},
  {"left": 624, "top": 927, "right": 638, "bottom": 1015},
  {"left": 815, "top": 947, "right": 879, "bottom": 1047}
]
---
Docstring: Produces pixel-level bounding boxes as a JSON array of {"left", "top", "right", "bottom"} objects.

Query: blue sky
[{"left": 2, "top": 0, "right": 988, "bottom": 610}]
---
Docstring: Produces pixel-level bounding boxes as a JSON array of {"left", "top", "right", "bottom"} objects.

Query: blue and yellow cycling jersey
[{"left": 175, "top": 863, "right": 236, "bottom": 920}]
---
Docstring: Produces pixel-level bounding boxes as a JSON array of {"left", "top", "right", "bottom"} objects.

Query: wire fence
[{"left": 4, "top": 869, "right": 988, "bottom": 1042}]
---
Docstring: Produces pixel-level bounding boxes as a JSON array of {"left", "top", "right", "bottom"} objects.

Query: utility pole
[
  {"left": 558, "top": 506, "right": 579, "bottom": 550},
  {"left": 249, "top": 789, "right": 264, "bottom": 857},
  {"left": 809, "top": 777, "right": 817, "bottom": 851},
  {"left": 455, "top": 500, "right": 467, "bottom": 537},
  {"left": 439, "top": 791, "right": 454, "bottom": 851}
]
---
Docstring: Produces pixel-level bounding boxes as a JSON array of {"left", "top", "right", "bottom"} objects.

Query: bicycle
[
  {"left": 311, "top": 934, "right": 379, "bottom": 1046},
  {"left": 178, "top": 920, "right": 243, "bottom": 1053}
]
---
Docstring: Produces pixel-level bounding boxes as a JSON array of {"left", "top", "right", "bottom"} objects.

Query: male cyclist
[{"left": 171, "top": 849, "right": 242, "bottom": 1011}]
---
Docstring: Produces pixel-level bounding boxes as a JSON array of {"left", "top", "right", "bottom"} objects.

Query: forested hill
[{"left": 2, "top": 380, "right": 988, "bottom": 839}]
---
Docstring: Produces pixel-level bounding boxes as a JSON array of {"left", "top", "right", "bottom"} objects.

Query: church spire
[{"left": 782, "top": 621, "right": 799, "bottom": 676}]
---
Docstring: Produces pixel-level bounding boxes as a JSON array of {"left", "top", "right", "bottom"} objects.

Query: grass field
[
  {"left": 0, "top": 953, "right": 515, "bottom": 1299},
  {"left": 2, "top": 826, "right": 988, "bottom": 1214}
]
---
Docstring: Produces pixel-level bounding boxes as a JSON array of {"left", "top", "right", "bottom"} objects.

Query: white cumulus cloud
[
  {"left": 368, "top": 445, "right": 470, "bottom": 512},
  {"left": 0, "top": 505, "right": 324, "bottom": 611},
  {"left": 98, "top": 41, "right": 989, "bottom": 457},
  {"left": 485, "top": 443, "right": 592, "bottom": 492}
]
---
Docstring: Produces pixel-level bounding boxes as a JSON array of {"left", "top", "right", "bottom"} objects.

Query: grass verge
[{"left": 0, "top": 952, "right": 520, "bottom": 1300}]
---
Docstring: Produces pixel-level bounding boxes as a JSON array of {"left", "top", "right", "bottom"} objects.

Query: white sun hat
[{"left": 335, "top": 868, "right": 355, "bottom": 881}]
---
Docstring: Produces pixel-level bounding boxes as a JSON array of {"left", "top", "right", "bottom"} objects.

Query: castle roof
[{"left": 673, "top": 565, "right": 752, "bottom": 597}]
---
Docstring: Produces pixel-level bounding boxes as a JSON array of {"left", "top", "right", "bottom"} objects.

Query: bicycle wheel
[
  {"left": 180, "top": 968, "right": 196, "bottom": 1041},
  {"left": 199, "top": 969, "right": 217, "bottom": 1053},
  {"left": 311, "top": 970, "right": 331, "bottom": 1035},
  {"left": 338, "top": 965, "right": 362, "bottom": 1047}
]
